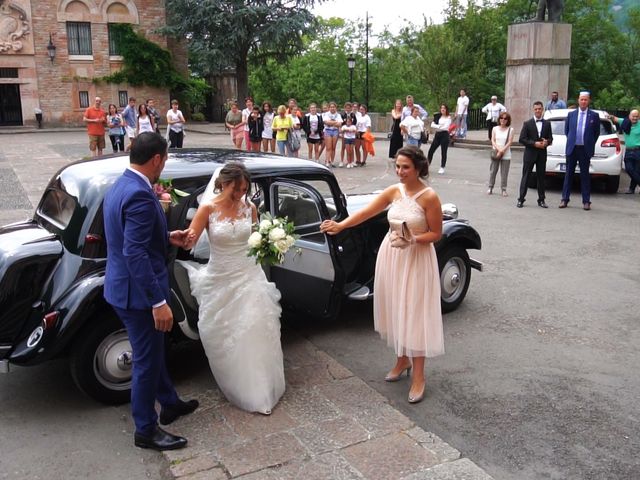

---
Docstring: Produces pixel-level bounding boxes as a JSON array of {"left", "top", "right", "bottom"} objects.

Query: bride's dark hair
[{"left": 214, "top": 163, "right": 252, "bottom": 204}]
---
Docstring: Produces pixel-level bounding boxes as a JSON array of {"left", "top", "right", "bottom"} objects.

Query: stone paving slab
[{"left": 161, "top": 334, "right": 493, "bottom": 479}]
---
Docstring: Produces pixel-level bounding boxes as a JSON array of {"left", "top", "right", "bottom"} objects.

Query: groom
[{"left": 104, "top": 132, "right": 198, "bottom": 450}]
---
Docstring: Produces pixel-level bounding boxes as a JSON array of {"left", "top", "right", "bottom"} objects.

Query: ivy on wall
[{"left": 96, "top": 23, "right": 186, "bottom": 89}]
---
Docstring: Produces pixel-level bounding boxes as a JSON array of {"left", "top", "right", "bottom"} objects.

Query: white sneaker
[
  {"left": 438, "top": 167, "right": 445, "bottom": 174},
  {"left": 338, "top": 162, "right": 345, "bottom": 168}
]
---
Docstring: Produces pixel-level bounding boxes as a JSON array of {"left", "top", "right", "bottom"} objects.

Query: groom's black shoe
[
  {"left": 134, "top": 426, "right": 187, "bottom": 451},
  {"left": 159, "top": 399, "right": 199, "bottom": 426}
]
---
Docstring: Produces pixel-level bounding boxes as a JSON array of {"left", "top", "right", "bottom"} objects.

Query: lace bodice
[
  {"left": 207, "top": 205, "right": 254, "bottom": 272},
  {"left": 387, "top": 183, "right": 430, "bottom": 235}
]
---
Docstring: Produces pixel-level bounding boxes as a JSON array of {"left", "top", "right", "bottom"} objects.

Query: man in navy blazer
[
  {"left": 560, "top": 91, "right": 600, "bottom": 210},
  {"left": 104, "top": 132, "right": 197, "bottom": 451}
]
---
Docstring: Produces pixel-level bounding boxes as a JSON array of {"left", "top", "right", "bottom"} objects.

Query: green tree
[{"left": 163, "top": 0, "right": 323, "bottom": 101}]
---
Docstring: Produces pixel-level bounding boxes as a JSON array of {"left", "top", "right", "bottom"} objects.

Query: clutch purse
[{"left": 389, "top": 219, "right": 411, "bottom": 239}]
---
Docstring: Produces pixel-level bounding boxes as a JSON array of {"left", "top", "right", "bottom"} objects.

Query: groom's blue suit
[{"left": 104, "top": 168, "right": 178, "bottom": 436}]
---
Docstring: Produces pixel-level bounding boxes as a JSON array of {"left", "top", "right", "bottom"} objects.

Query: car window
[
  {"left": 37, "top": 189, "right": 77, "bottom": 229},
  {"left": 297, "top": 179, "right": 337, "bottom": 218},
  {"left": 276, "top": 185, "right": 323, "bottom": 228},
  {"left": 549, "top": 119, "right": 615, "bottom": 136}
]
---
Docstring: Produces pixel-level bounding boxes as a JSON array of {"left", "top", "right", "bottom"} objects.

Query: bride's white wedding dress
[{"left": 180, "top": 204, "right": 285, "bottom": 414}]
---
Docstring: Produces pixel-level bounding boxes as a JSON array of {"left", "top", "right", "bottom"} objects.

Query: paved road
[{"left": 1, "top": 130, "right": 639, "bottom": 479}]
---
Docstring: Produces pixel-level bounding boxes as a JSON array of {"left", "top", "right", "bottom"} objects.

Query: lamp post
[{"left": 347, "top": 56, "right": 355, "bottom": 103}]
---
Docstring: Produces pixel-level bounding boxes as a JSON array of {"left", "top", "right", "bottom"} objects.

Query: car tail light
[
  {"left": 601, "top": 138, "right": 620, "bottom": 154},
  {"left": 43, "top": 311, "right": 60, "bottom": 330},
  {"left": 85, "top": 233, "right": 103, "bottom": 243}
]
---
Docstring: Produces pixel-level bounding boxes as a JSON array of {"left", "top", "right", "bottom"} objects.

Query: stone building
[{"left": 0, "top": 0, "right": 185, "bottom": 127}]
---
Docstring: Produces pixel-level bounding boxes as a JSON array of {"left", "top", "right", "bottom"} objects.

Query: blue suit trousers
[
  {"left": 113, "top": 306, "right": 179, "bottom": 435},
  {"left": 562, "top": 146, "right": 592, "bottom": 204}
]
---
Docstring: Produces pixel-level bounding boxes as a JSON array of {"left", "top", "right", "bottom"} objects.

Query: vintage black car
[{"left": 0, "top": 149, "right": 482, "bottom": 404}]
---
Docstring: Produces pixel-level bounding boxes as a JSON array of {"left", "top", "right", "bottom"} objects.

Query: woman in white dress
[{"left": 182, "top": 163, "right": 285, "bottom": 414}]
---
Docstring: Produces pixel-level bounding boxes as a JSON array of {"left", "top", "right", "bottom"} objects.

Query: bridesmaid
[
  {"left": 388, "top": 99, "right": 404, "bottom": 159},
  {"left": 320, "top": 146, "right": 444, "bottom": 403}
]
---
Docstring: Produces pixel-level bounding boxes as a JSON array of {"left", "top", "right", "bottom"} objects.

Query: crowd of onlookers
[{"left": 83, "top": 97, "right": 186, "bottom": 156}]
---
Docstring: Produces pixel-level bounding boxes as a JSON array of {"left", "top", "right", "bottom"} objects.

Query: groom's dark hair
[{"left": 130, "top": 132, "right": 168, "bottom": 165}]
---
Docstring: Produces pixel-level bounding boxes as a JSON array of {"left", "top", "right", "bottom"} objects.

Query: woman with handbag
[
  {"left": 428, "top": 104, "right": 452, "bottom": 175},
  {"left": 320, "top": 146, "right": 444, "bottom": 404},
  {"left": 400, "top": 107, "right": 425, "bottom": 148},
  {"left": 487, "top": 112, "right": 514, "bottom": 196},
  {"left": 272, "top": 105, "right": 293, "bottom": 156}
]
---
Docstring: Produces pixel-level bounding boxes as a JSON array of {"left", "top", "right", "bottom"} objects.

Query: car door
[{"left": 268, "top": 179, "right": 344, "bottom": 320}]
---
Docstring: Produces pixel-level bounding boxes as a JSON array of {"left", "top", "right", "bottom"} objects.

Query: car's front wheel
[
  {"left": 70, "top": 313, "right": 132, "bottom": 405},
  {"left": 438, "top": 246, "right": 471, "bottom": 313}
]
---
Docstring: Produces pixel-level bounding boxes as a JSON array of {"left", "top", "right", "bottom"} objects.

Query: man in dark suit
[
  {"left": 560, "top": 91, "right": 600, "bottom": 210},
  {"left": 517, "top": 101, "right": 553, "bottom": 208},
  {"left": 104, "top": 132, "right": 198, "bottom": 451}
]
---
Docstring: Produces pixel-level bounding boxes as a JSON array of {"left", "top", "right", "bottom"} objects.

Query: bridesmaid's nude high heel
[
  {"left": 384, "top": 366, "right": 412, "bottom": 382},
  {"left": 408, "top": 383, "right": 426, "bottom": 403}
]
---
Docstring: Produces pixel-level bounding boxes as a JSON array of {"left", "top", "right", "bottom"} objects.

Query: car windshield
[
  {"left": 549, "top": 119, "right": 614, "bottom": 136},
  {"left": 37, "top": 189, "right": 77, "bottom": 229}
]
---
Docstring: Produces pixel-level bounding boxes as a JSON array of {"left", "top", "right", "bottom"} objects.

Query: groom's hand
[
  {"left": 169, "top": 229, "right": 191, "bottom": 248},
  {"left": 152, "top": 303, "right": 174, "bottom": 332}
]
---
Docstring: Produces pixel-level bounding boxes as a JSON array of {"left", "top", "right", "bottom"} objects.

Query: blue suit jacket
[
  {"left": 103, "top": 169, "right": 170, "bottom": 310},
  {"left": 565, "top": 108, "right": 600, "bottom": 158}
]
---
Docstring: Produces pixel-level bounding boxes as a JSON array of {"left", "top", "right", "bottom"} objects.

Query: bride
[{"left": 181, "top": 163, "right": 285, "bottom": 414}]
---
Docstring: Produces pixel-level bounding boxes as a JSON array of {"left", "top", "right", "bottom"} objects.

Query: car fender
[{"left": 437, "top": 220, "right": 482, "bottom": 252}]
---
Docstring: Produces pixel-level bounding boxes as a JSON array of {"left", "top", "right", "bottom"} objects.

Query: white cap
[
  {"left": 579, "top": 90, "right": 591, "bottom": 97},
  {"left": 491, "top": 96, "right": 497, "bottom": 100}
]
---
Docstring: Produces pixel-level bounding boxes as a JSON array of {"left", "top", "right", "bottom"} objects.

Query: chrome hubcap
[
  {"left": 94, "top": 329, "right": 132, "bottom": 390},
  {"left": 441, "top": 257, "right": 467, "bottom": 301}
]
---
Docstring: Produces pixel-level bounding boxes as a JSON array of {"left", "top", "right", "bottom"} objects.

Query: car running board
[{"left": 345, "top": 284, "right": 372, "bottom": 301}]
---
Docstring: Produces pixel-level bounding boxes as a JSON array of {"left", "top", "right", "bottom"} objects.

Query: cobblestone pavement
[{"left": 0, "top": 126, "right": 494, "bottom": 479}]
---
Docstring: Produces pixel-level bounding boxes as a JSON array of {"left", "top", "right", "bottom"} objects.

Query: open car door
[{"left": 268, "top": 179, "right": 345, "bottom": 320}]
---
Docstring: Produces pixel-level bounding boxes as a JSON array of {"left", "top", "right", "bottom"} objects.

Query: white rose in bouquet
[
  {"left": 269, "top": 227, "right": 286, "bottom": 242},
  {"left": 259, "top": 219, "right": 272, "bottom": 234},
  {"left": 274, "top": 239, "right": 290, "bottom": 253},
  {"left": 247, "top": 231, "right": 263, "bottom": 248},
  {"left": 285, "top": 235, "right": 296, "bottom": 248}
]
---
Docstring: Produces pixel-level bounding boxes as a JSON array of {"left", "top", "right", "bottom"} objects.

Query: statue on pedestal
[{"left": 535, "top": 0, "right": 564, "bottom": 22}]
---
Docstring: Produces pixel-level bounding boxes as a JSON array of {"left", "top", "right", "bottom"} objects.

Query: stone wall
[{"left": 0, "top": 0, "right": 185, "bottom": 127}]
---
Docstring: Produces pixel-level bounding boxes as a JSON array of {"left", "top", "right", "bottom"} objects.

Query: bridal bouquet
[
  {"left": 247, "top": 213, "right": 300, "bottom": 266},
  {"left": 153, "top": 178, "right": 189, "bottom": 212}
]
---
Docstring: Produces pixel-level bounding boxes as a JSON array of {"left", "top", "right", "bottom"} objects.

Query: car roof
[
  {"left": 544, "top": 109, "right": 611, "bottom": 120},
  {"left": 57, "top": 148, "right": 331, "bottom": 186}
]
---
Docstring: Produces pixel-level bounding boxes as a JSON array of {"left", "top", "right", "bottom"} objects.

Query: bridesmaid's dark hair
[
  {"left": 395, "top": 146, "right": 429, "bottom": 178},
  {"left": 214, "top": 163, "right": 252, "bottom": 205}
]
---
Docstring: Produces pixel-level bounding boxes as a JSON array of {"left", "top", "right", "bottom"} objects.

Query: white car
[{"left": 536, "top": 109, "right": 623, "bottom": 193}]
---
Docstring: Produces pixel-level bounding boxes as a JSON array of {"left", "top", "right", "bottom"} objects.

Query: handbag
[
  {"left": 286, "top": 129, "right": 301, "bottom": 151},
  {"left": 490, "top": 148, "right": 503, "bottom": 161},
  {"left": 419, "top": 131, "right": 429, "bottom": 144}
]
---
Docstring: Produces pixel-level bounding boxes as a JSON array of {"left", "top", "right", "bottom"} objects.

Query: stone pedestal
[{"left": 505, "top": 22, "right": 572, "bottom": 132}]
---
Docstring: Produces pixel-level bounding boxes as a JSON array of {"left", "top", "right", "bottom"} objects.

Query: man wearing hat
[
  {"left": 560, "top": 91, "right": 600, "bottom": 210},
  {"left": 481, "top": 96, "right": 507, "bottom": 140}
]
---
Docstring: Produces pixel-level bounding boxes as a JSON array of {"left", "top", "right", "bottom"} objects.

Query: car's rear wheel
[
  {"left": 438, "top": 246, "right": 471, "bottom": 313},
  {"left": 70, "top": 313, "right": 132, "bottom": 405},
  {"left": 604, "top": 175, "right": 620, "bottom": 193}
]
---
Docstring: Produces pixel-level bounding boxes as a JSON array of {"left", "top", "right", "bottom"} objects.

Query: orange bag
[{"left": 362, "top": 131, "right": 375, "bottom": 156}]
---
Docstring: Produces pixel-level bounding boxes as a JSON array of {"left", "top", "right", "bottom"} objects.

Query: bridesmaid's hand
[
  {"left": 320, "top": 220, "right": 342, "bottom": 235},
  {"left": 389, "top": 231, "right": 414, "bottom": 249}
]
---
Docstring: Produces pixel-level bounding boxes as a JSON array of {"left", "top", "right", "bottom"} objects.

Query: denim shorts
[
  {"left": 406, "top": 137, "right": 420, "bottom": 146},
  {"left": 344, "top": 138, "right": 355, "bottom": 145},
  {"left": 324, "top": 129, "right": 339, "bottom": 137}
]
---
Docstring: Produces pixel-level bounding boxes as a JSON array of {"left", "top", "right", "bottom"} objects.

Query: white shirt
[
  {"left": 322, "top": 111, "right": 342, "bottom": 131},
  {"left": 341, "top": 124, "right": 357, "bottom": 139},
  {"left": 166, "top": 109, "right": 184, "bottom": 132},
  {"left": 456, "top": 95, "right": 469, "bottom": 115},
  {"left": 356, "top": 114, "right": 371, "bottom": 132},
  {"left": 401, "top": 104, "right": 428, "bottom": 121},
  {"left": 242, "top": 108, "right": 252, "bottom": 131},
  {"left": 400, "top": 116, "right": 424, "bottom": 139},
  {"left": 482, "top": 102, "right": 506, "bottom": 121},
  {"left": 262, "top": 111, "right": 274, "bottom": 138},
  {"left": 431, "top": 115, "right": 452, "bottom": 131},
  {"left": 533, "top": 116, "right": 543, "bottom": 137}
]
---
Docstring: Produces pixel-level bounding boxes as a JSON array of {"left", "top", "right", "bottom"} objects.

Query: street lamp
[{"left": 347, "top": 56, "right": 355, "bottom": 102}]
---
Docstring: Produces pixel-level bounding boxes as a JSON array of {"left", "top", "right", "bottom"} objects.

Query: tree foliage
[
  {"left": 245, "top": 0, "right": 638, "bottom": 113},
  {"left": 163, "top": 0, "right": 323, "bottom": 102}
]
